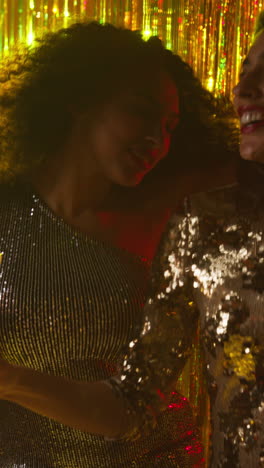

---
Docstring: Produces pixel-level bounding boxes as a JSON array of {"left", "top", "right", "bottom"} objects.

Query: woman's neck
[{"left": 31, "top": 153, "right": 114, "bottom": 221}]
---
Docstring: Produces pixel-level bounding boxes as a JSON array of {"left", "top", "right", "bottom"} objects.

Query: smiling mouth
[
  {"left": 240, "top": 110, "right": 264, "bottom": 134},
  {"left": 127, "top": 149, "right": 155, "bottom": 171}
]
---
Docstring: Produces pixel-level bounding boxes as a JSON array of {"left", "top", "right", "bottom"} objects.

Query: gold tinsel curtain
[
  {"left": 1, "top": 1, "right": 263, "bottom": 464},
  {"left": 0, "top": 0, "right": 263, "bottom": 96}
]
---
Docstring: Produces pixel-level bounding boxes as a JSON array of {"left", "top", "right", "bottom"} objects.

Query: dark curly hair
[{"left": 0, "top": 21, "right": 238, "bottom": 204}]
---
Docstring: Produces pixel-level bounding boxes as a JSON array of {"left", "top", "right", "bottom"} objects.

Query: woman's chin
[
  {"left": 118, "top": 172, "right": 146, "bottom": 188},
  {"left": 240, "top": 140, "right": 264, "bottom": 164}
]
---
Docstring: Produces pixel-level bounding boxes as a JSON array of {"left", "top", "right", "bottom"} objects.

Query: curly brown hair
[{"left": 0, "top": 21, "right": 238, "bottom": 199}]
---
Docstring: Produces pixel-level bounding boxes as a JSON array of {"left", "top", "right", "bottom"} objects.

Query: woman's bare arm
[{"left": 0, "top": 358, "right": 132, "bottom": 438}]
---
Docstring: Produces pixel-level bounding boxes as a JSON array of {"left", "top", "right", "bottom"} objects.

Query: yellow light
[
  {"left": 27, "top": 32, "right": 35, "bottom": 45},
  {"left": 53, "top": 7, "right": 58, "bottom": 14},
  {"left": 64, "top": 10, "right": 70, "bottom": 17},
  {"left": 206, "top": 77, "right": 215, "bottom": 91},
  {"left": 142, "top": 29, "right": 152, "bottom": 39},
  {"left": 29, "top": 0, "right": 34, "bottom": 9}
]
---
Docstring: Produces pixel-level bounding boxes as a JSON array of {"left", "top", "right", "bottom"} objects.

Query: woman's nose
[{"left": 233, "top": 70, "right": 263, "bottom": 100}]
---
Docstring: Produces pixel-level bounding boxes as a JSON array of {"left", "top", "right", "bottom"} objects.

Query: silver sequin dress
[
  {"left": 117, "top": 176, "right": 264, "bottom": 467},
  {"left": 0, "top": 182, "right": 202, "bottom": 468}
]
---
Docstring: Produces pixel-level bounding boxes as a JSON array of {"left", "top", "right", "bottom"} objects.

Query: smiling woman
[
  {"left": 233, "top": 12, "right": 264, "bottom": 163},
  {"left": 65, "top": 69, "right": 179, "bottom": 189},
  {"left": 0, "top": 21, "right": 237, "bottom": 468}
]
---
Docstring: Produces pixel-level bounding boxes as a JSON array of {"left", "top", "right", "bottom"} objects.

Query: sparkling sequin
[
  {"left": 113, "top": 204, "right": 201, "bottom": 444},
  {"left": 0, "top": 182, "right": 202, "bottom": 468},
  {"left": 116, "top": 184, "right": 264, "bottom": 467}
]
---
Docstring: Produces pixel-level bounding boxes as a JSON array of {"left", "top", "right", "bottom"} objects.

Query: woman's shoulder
[
  {"left": 187, "top": 183, "right": 238, "bottom": 218},
  {"left": 162, "top": 184, "right": 239, "bottom": 238}
]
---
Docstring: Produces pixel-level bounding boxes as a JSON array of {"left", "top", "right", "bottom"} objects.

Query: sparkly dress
[
  {"left": 117, "top": 167, "right": 264, "bottom": 467},
  {"left": 0, "top": 182, "right": 202, "bottom": 468}
]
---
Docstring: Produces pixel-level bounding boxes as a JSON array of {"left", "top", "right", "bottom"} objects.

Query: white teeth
[{"left": 240, "top": 111, "right": 264, "bottom": 125}]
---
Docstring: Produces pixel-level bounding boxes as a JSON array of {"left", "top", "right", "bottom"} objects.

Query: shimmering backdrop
[
  {"left": 1, "top": 0, "right": 263, "bottom": 464},
  {"left": 1, "top": 0, "right": 263, "bottom": 96}
]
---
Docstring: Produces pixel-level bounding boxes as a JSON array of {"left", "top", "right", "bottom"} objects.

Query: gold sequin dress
[
  {"left": 0, "top": 182, "right": 202, "bottom": 468},
  {"left": 117, "top": 169, "right": 264, "bottom": 467}
]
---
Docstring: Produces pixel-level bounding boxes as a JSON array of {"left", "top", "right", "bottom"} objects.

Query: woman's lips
[
  {"left": 127, "top": 149, "right": 154, "bottom": 171},
  {"left": 237, "top": 105, "right": 264, "bottom": 117},
  {"left": 241, "top": 120, "right": 264, "bottom": 134},
  {"left": 238, "top": 105, "right": 264, "bottom": 135}
]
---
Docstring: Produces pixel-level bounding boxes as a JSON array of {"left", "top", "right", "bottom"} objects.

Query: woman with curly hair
[{"left": 0, "top": 21, "right": 236, "bottom": 467}]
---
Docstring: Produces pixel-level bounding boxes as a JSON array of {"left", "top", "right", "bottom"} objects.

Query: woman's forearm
[{"left": 2, "top": 362, "right": 132, "bottom": 438}]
